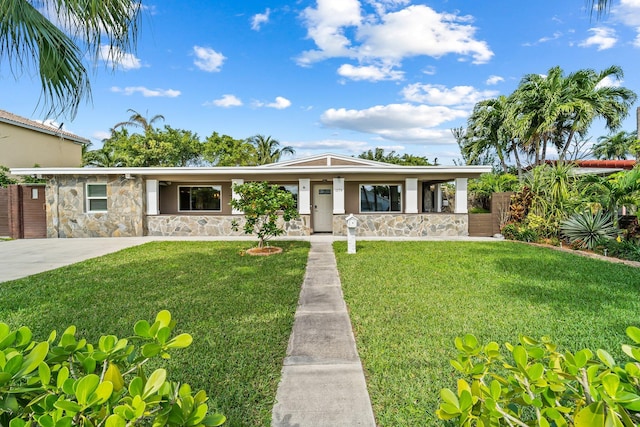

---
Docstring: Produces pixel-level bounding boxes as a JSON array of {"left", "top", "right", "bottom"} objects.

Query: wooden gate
[
  {"left": 0, "top": 187, "right": 8, "bottom": 237},
  {"left": 6, "top": 184, "right": 47, "bottom": 239}
]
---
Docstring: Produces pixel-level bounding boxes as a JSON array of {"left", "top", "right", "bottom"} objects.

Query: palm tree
[
  {"left": 592, "top": 131, "right": 637, "bottom": 160},
  {"left": 0, "top": 0, "right": 141, "bottom": 118},
  {"left": 249, "top": 135, "right": 295, "bottom": 165},
  {"left": 114, "top": 109, "right": 165, "bottom": 133},
  {"left": 581, "top": 168, "right": 640, "bottom": 223}
]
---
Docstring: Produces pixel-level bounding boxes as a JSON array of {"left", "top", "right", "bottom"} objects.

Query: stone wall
[
  {"left": 46, "top": 175, "right": 144, "bottom": 237},
  {"left": 332, "top": 213, "right": 468, "bottom": 237},
  {"left": 147, "top": 215, "right": 311, "bottom": 237}
]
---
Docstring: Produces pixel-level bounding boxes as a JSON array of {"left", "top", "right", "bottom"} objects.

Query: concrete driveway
[{"left": 0, "top": 237, "right": 150, "bottom": 283}]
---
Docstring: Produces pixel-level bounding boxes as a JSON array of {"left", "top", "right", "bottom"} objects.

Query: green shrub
[
  {"left": 0, "top": 311, "right": 225, "bottom": 427},
  {"left": 560, "top": 210, "right": 618, "bottom": 250},
  {"left": 437, "top": 327, "right": 640, "bottom": 427},
  {"left": 500, "top": 223, "right": 538, "bottom": 243},
  {"left": 597, "top": 238, "right": 640, "bottom": 262}
]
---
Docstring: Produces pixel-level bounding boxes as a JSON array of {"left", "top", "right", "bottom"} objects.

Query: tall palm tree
[
  {"left": 592, "top": 130, "right": 638, "bottom": 159},
  {"left": 113, "top": 109, "right": 165, "bottom": 133},
  {"left": 249, "top": 135, "right": 295, "bottom": 165},
  {"left": 0, "top": 0, "right": 141, "bottom": 118}
]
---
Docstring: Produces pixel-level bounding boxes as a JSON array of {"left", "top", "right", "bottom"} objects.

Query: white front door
[{"left": 313, "top": 184, "right": 333, "bottom": 232}]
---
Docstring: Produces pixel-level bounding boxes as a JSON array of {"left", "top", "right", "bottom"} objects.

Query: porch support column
[
  {"left": 405, "top": 178, "right": 418, "bottom": 213},
  {"left": 298, "top": 179, "right": 311, "bottom": 215},
  {"left": 454, "top": 178, "right": 468, "bottom": 214},
  {"left": 436, "top": 184, "right": 443, "bottom": 213},
  {"left": 231, "top": 179, "right": 244, "bottom": 214},
  {"left": 333, "top": 177, "right": 345, "bottom": 214},
  {"left": 146, "top": 180, "right": 159, "bottom": 215}
]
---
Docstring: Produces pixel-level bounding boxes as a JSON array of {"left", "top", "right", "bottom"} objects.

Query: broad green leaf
[
  {"left": 75, "top": 374, "right": 100, "bottom": 406},
  {"left": 601, "top": 373, "right": 620, "bottom": 398},
  {"left": 156, "top": 327, "right": 170, "bottom": 345},
  {"left": 193, "top": 389, "right": 207, "bottom": 405},
  {"left": 62, "top": 378, "right": 75, "bottom": 395},
  {"left": 37, "top": 414, "right": 54, "bottom": 427},
  {"left": 15, "top": 327, "right": 33, "bottom": 347},
  {"left": 105, "top": 363, "right": 125, "bottom": 392},
  {"left": 9, "top": 419, "right": 26, "bottom": 427},
  {"left": 520, "top": 336, "right": 539, "bottom": 345},
  {"left": 105, "top": 415, "right": 126, "bottom": 427},
  {"left": 621, "top": 344, "right": 640, "bottom": 362},
  {"left": 202, "top": 414, "right": 226, "bottom": 427},
  {"left": 134, "top": 320, "right": 151, "bottom": 338},
  {"left": 626, "top": 326, "right": 640, "bottom": 344},
  {"left": 0, "top": 323, "right": 10, "bottom": 341},
  {"left": 89, "top": 380, "right": 114, "bottom": 405},
  {"left": 440, "top": 388, "right": 460, "bottom": 408},
  {"left": 0, "top": 372, "right": 11, "bottom": 385},
  {"left": 528, "top": 363, "right": 544, "bottom": 381},
  {"left": 438, "top": 403, "right": 461, "bottom": 416},
  {"left": 99, "top": 335, "right": 117, "bottom": 352},
  {"left": 142, "top": 369, "right": 167, "bottom": 399},
  {"left": 5, "top": 354, "right": 24, "bottom": 376},
  {"left": 597, "top": 349, "right": 615, "bottom": 368},
  {"left": 575, "top": 349, "right": 592, "bottom": 368},
  {"left": 17, "top": 342, "right": 49, "bottom": 377},
  {"left": 39, "top": 361, "right": 51, "bottom": 386},
  {"left": 155, "top": 310, "right": 172, "bottom": 328},
  {"left": 605, "top": 407, "right": 623, "bottom": 427},
  {"left": 187, "top": 403, "right": 208, "bottom": 426},
  {"left": 512, "top": 345, "right": 527, "bottom": 369},
  {"left": 57, "top": 367, "right": 69, "bottom": 389},
  {"left": 490, "top": 380, "right": 501, "bottom": 400},
  {"left": 54, "top": 417, "right": 73, "bottom": 427},
  {"left": 82, "top": 356, "right": 97, "bottom": 374},
  {"left": 166, "top": 333, "right": 193, "bottom": 349},
  {"left": 142, "top": 343, "right": 162, "bottom": 358},
  {"left": 575, "top": 402, "right": 605, "bottom": 427},
  {"left": 54, "top": 399, "right": 82, "bottom": 414},
  {"left": 0, "top": 331, "right": 16, "bottom": 350},
  {"left": 129, "top": 376, "right": 143, "bottom": 397}
]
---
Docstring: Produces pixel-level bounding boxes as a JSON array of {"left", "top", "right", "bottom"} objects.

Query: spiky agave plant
[{"left": 560, "top": 210, "right": 618, "bottom": 250}]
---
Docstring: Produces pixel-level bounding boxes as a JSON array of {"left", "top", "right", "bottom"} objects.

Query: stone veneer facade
[
  {"left": 147, "top": 215, "right": 312, "bottom": 237},
  {"left": 46, "top": 175, "right": 144, "bottom": 238},
  {"left": 333, "top": 213, "right": 468, "bottom": 237}
]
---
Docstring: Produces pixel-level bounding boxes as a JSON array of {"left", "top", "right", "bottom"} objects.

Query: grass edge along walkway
[
  {"left": 0, "top": 240, "right": 310, "bottom": 427},
  {"left": 334, "top": 240, "right": 640, "bottom": 426}
]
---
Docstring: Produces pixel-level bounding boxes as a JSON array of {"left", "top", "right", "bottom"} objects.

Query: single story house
[{"left": 11, "top": 153, "right": 491, "bottom": 238}]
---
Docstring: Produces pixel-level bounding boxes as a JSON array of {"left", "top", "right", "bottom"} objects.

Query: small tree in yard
[{"left": 230, "top": 181, "right": 298, "bottom": 249}]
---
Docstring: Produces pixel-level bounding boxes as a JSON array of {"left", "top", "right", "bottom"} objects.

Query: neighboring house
[
  {"left": 11, "top": 153, "right": 491, "bottom": 238},
  {"left": 0, "top": 109, "right": 88, "bottom": 168}
]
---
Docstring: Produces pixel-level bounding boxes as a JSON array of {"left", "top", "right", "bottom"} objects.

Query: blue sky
[{"left": 3, "top": 0, "right": 640, "bottom": 165}]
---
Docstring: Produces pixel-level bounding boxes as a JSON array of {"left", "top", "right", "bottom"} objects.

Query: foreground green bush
[
  {"left": 0, "top": 310, "right": 225, "bottom": 427},
  {"left": 437, "top": 327, "right": 640, "bottom": 426}
]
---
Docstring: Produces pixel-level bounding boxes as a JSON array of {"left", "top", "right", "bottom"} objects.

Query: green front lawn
[
  {"left": 334, "top": 241, "right": 640, "bottom": 426},
  {"left": 0, "top": 241, "right": 310, "bottom": 427}
]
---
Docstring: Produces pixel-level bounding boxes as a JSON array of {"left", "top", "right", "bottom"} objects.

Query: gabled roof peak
[{"left": 262, "top": 153, "right": 394, "bottom": 168}]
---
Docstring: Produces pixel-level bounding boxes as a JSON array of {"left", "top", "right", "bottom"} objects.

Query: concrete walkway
[{"left": 271, "top": 237, "right": 376, "bottom": 426}]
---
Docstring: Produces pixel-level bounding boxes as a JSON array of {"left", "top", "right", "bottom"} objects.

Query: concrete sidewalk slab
[{"left": 272, "top": 237, "right": 376, "bottom": 427}]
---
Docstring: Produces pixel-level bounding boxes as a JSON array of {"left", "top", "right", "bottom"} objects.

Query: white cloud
[
  {"left": 337, "top": 63, "right": 404, "bottom": 81},
  {"left": 251, "top": 8, "right": 271, "bottom": 31},
  {"left": 401, "top": 83, "right": 497, "bottom": 106},
  {"left": 254, "top": 96, "right": 292, "bottom": 109},
  {"left": 635, "top": 31, "right": 640, "bottom": 47},
  {"left": 486, "top": 75, "right": 504, "bottom": 85},
  {"left": 596, "top": 75, "right": 623, "bottom": 89},
  {"left": 297, "top": 2, "right": 493, "bottom": 68},
  {"left": 98, "top": 45, "right": 142, "bottom": 70},
  {"left": 289, "top": 138, "right": 371, "bottom": 153},
  {"left": 92, "top": 131, "right": 111, "bottom": 141},
  {"left": 320, "top": 103, "right": 467, "bottom": 141},
  {"left": 193, "top": 46, "right": 226, "bottom": 72},
  {"left": 110, "top": 86, "right": 181, "bottom": 97},
  {"left": 611, "top": 0, "right": 640, "bottom": 26},
  {"left": 579, "top": 27, "right": 617, "bottom": 50},
  {"left": 422, "top": 65, "right": 437, "bottom": 75},
  {"left": 205, "top": 94, "right": 243, "bottom": 108}
]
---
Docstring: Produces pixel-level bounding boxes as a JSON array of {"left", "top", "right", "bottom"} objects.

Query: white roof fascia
[
  {"left": 264, "top": 153, "right": 395, "bottom": 168},
  {"left": 11, "top": 165, "right": 493, "bottom": 176}
]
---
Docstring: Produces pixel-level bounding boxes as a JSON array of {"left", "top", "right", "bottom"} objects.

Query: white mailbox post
[{"left": 346, "top": 214, "right": 358, "bottom": 254}]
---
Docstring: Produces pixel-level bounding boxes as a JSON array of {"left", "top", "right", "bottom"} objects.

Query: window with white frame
[
  {"left": 86, "top": 183, "right": 108, "bottom": 212},
  {"left": 360, "top": 184, "right": 402, "bottom": 212},
  {"left": 178, "top": 186, "right": 221, "bottom": 211},
  {"left": 279, "top": 185, "right": 298, "bottom": 208}
]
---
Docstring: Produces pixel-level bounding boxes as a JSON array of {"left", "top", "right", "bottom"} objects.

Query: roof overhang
[{"left": 11, "top": 164, "right": 492, "bottom": 182}]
